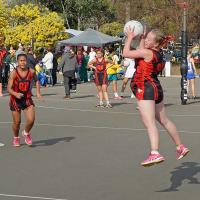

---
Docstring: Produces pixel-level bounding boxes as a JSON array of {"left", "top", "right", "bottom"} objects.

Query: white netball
[{"left": 124, "top": 20, "right": 144, "bottom": 36}]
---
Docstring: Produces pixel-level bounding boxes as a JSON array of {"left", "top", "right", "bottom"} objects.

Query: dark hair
[{"left": 17, "top": 53, "right": 27, "bottom": 60}]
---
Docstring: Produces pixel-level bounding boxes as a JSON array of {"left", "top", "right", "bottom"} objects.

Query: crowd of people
[{"left": 0, "top": 38, "right": 199, "bottom": 102}]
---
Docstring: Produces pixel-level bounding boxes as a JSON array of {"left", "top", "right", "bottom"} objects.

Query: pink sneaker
[
  {"left": 141, "top": 153, "right": 165, "bottom": 167},
  {"left": 13, "top": 137, "right": 20, "bottom": 147},
  {"left": 176, "top": 144, "right": 189, "bottom": 160},
  {"left": 22, "top": 131, "right": 33, "bottom": 146}
]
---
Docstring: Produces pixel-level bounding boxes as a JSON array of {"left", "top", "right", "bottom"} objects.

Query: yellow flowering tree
[
  {"left": 5, "top": 3, "right": 66, "bottom": 49},
  {"left": 10, "top": 3, "right": 40, "bottom": 25},
  {"left": 0, "top": 0, "right": 10, "bottom": 37}
]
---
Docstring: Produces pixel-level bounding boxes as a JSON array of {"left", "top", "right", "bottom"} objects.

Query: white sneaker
[{"left": 131, "top": 93, "right": 135, "bottom": 98}]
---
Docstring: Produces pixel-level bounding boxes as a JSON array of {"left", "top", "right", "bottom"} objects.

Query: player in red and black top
[
  {"left": 123, "top": 27, "right": 189, "bottom": 167},
  {"left": 88, "top": 49, "right": 113, "bottom": 108},
  {"left": 7, "top": 53, "right": 44, "bottom": 147}
]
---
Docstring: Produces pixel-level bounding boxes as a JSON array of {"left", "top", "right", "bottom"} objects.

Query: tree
[
  {"left": 0, "top": 0, "right": 10, "bottom": 37},
  {"left": 4, "top": 3, "right": 66, "bottom": 48},
  {"left": 109, "top": 0, "right": 200, "bottom": 40},
  {"left": 99, "top": 22, "right": 123, "bottom": 36},
  {"left": 41, "top": 0, "right": 116, "bottom": 30},
  {"left": 10, "top": 3, "right": 40, "bottom": 25}
]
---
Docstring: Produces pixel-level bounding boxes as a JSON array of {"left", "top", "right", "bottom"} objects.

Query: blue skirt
[{"left": 187, "top": 72, "right": 195, "bottom": 80}]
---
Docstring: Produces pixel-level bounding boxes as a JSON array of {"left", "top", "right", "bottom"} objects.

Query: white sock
[
  {"left": 99, "top": 100, "right": 103, "bottom": 105},
  {"left": 114, "top": 92, "right": 119, "bottom": 97},
  {"left": 151, "top": 150, "right": 159, "bottom": 154},
  {"left": 23, "top": 130, "right": 29, "bottom": 136},
  {"left": 106, "top": 100, "right": 110, "bottom": 105}
]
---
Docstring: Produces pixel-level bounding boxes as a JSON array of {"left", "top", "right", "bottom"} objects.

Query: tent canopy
[
  {"left": 58, "top": 28, "right": 122, "bottom": 47},
  {"left": 64, "top": 29, "right": 83, "bottom": 36}
]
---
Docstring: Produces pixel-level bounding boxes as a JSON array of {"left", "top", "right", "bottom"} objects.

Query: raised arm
[{"left": 137, "top": 26, "right": 147, "bottom": 50}]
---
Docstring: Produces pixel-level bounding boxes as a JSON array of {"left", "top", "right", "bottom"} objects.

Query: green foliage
[
  {"left": 109, "top": 0, "right": 200, "bottom": 39},
  {"left": 42, "top": 0, "right": 116, "bottom": 30},
  {"left": 99, "top": 22, "right": 123, "bottom": 36}
]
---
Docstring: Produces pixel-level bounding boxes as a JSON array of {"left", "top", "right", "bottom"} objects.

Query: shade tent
[
  {"left": 64, "top": 29, "right": 83, "bottom": 36},
  {"left": 58, "top": 28, "right": 122, "bottom": 47}
]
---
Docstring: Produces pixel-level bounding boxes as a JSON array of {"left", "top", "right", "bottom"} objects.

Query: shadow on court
[
  {"left": 72, "top": 95, "right": 95, "bottom": 99},
  {"left": 157, "top": 162, "right": 200, "bottom": 192},
  {"left": 164, "top": 103, "right": 174, "bottom": 107},
  {"left": 112, "top": 102, "right": 133, "bottom": 107},
  {"left": 187, "top": 100, "right": 200, "bottom": 105},
  {"left": 32, "top": 136, "right": 75, "bottom": 147},
  {"left": 42, "top": 93, "right": 58, "bottom": 96}
]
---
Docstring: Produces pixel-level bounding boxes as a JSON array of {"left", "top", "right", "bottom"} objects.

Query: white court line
[
  {"left": 34, "top": 97, "right": 136, "bottom": 104},
  {"left": 36, "top": 105, "right": 138, "bottom": 115},
  {"left": 0, "top": 121, "right": 200, "bottom": 134},
  {"left": 36, "top": 105, "right": 200, "bottom": 117},
  {"left": 0, "top": 121, "right": 147, "bottom": 132},
  {"left": 0, "top": 193, "right": 67, "bottom": 200}
]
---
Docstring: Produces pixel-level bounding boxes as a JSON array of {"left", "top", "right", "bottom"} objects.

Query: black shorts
[
  {"left": 10, "top": 97, "right": 35, "bottom": 111},
  {"left": 95, "top": 71, "right": 108, "bottom": 86},
  {"left": 131, "top": 80, "right": 163, "bottom": 104}
]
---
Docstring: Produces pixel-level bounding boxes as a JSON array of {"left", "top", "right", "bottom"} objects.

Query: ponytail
[{"left": 151, "top": 29, "right": 174, "bottom": 47}]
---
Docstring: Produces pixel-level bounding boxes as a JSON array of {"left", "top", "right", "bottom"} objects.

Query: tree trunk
[
  {"left": 60, "top": 0, "right": 70, "bottom": 29},
  {"left": 125, "top": 0, "right": 131, "bottom": 22},
  {"left": 77, "top": 15, "right": 81, "bottom": 30}
]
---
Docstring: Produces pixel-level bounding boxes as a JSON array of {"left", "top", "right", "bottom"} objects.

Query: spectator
[
  {"left": 81, "top": 50, "right": 89, "bottom": 82},
  {"left": 187, "top": 51, "right": 197, "bottom": 99},
  {"left": 15, "top": 43, "right": 25, "bottom": 59},
  {"left": 0, "top": 38, "right": 7, "bottom": 96},
  {"left": 27, "top": 47, "right": 37, "bottom": 70},
  {"left": 163, "top": 50, "right": 172, "bottom": 77},
  {"left": 42, "top": 48, "right": 54, "bottom": 86},
  {"left": 6, "top": 47, "right": 16, "bottom": 72},
  {"left": 107, "top": 50, "right": 122, "bottom": 99},
  {"left": 89, "top": 48, "right": 96, "bottom": 62},
  {"left": 52, "top": 52, "right": 58, "bottom": 86},
  {"left": 76, "top": 49, "right": 84, "bottom": 83},
  {"left": 87, "top": 48, "right": 96, "bottom": 82},
  {"left": 121, "top": 58, "right": 136, "bottom": 98},
  {"left": 58, "top": 47, "right": 78, "bottom": 99}
]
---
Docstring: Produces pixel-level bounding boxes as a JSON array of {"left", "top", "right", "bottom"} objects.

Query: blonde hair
[{"left": 151, "top": 29, "right": 165, "bottom": 47}]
